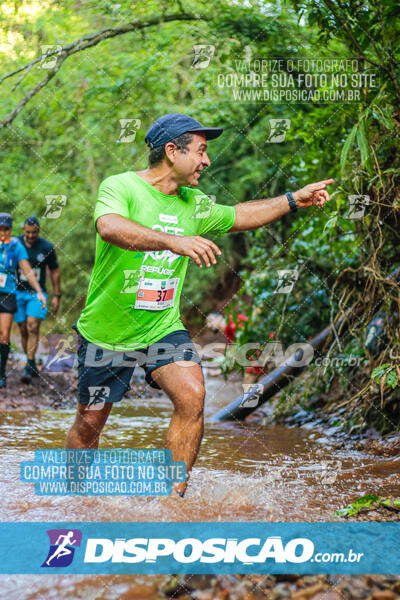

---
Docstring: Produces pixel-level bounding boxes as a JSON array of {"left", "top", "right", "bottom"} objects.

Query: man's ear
[{"left": 164, "top": 142, "right": 177, "bottom": 163}]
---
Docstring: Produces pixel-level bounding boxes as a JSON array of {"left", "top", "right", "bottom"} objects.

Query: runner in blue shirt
[
  {"left": 0, "top": 213, "right": 46, "bottom": 388},
  {"left": 15, "top": 216, "right": 61, "bottom": 383}
]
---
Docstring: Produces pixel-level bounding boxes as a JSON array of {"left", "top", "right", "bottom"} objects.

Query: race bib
[
  {"left": 0, "top": 273, "right": 6, "bottom": 288},
  {"left": 134, "top": 277, "right": 179, "bottom": 311},
  {"left": 20, "top": 267, "right": 40, "bottom": 282}
]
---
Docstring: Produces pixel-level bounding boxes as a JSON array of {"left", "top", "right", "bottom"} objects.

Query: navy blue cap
[
  {"left": 24, "top": 215, "right": 40, "bottom": 227},
  {"left": 0, "top": 213, "right": 12, "bottom": 227},
  {"left": 145, "top": 113, "right": 223, "bottom": 149}
]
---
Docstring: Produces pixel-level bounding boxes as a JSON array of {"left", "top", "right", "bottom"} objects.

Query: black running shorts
[
  {"left": 0, "top": 292, "right": 17, "bottom": 314},
  {"left": 75, "top": 328, "right": 202, "bottom": 406}
]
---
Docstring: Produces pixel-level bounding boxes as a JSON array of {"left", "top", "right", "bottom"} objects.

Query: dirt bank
[{"left": 0, "top": 358, "right": 162, "bottom": 411}]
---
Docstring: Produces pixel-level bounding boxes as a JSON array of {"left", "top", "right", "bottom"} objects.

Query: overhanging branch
[{"left": 0, "top": 12, "right": 209, "bottom": 128}]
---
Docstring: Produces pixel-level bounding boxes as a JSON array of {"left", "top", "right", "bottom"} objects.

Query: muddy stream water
[{"left": 1, "top": 367, "right": 400, "bottom": 599}]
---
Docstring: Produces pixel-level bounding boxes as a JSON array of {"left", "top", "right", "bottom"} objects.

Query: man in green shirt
[{"left": 66, "top": 113, "right": 332, "bottom": 497}]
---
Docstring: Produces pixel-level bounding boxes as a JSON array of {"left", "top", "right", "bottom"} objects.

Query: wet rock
[
  {"left": 372, "top": 592, "right": 396, "bottom": 600},
  {"left": 293, "top": 410, "right": 310, "bottom": 422},
  {"left": 328, "top": 415, "right": 341, "bottom": 425},
  {"left": 162, "top": 575, "right": 185, "bottom": 596},
  {"left": 272, "top": 582, "right": 292, "bottom": 598},
  {"left": 163, "top": 575, "right": 214, "bottom": 596},
  {"left": 301, "top": 576, "right": 325, "bottom": 585},
  {"left": 248, "top": 574, "right": 276, "bottom": 590},
  {"left": 275, "top": 575, "right": 300, "bottom": 582},
  {"left": 365, "top": 428, "right": 380, "bottom": 439},
  {"left": 193, "top": 592, "right": 214, "bottom": 600},
  {"left": 325, "top": 426, "right": 341, "bottom": 436},
  {"left": 315, "top": 436, "right": 332, "bottom": 444},
  {"left": 228, "top": 581, "right": 254, "bottom": 600},
  {"left": 216, "top": 575, "right": 239, "bottom": 589},
  {"left": 291, "top": 583, "right": 326, "bottom": 598},
  {"left": 311, "top": 593, "right": 342, "bottom": 600},
  {"left": 119, "top": 584, "right": 157, "bottom": 598},
  {"left": 349, "top": 593, "right": 370, "bottom": 600},
  {"left": 364, "top": 438, "right": 400, "bottom": 457},
  {"left": 186, "top": 575, "right": 215, "bottom": 590}
]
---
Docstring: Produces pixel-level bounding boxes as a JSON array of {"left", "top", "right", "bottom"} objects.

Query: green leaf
[
  {"left": 354, "top": 494, "right": 380, "bottom": 507},
  {"left": 371, "top": 364, "right": 390, "bottom": 379},
  {"left": 340, "top": 124, "right": 358, "bottom": 175},
  {"left": 335, "top": 494, "right": 381, "bottom": 517},
  {"left": 356, "top": 120, "right": 372, "bottom": 174},
  {"left": 386, "top": 369, "right": 398, "bottom": 389},
  {"left": 323, "top": 215, "right": 338, "bottom": 233},
  {"left": 372, "top": 106, "right": 395, "bottom": 130}
]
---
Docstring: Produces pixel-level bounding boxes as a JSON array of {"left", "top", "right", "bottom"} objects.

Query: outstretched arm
[{"left": 228, "top": 179, "right": 334, "bottom": 232}]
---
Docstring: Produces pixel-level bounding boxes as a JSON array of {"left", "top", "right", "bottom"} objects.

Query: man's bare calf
[{"left": 66, "top": 361, "right": 205, "bottom": 497}]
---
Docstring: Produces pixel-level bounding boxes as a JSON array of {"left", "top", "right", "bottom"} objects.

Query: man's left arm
[
  {"left": 49, "top": 268, "right": 61, "bottom": 314},
  {"left": 228, "top": 179, "right": 333, "bottom": 232},
  {"left": 47, "top": 245, "right": 61, "bottom": 314}
]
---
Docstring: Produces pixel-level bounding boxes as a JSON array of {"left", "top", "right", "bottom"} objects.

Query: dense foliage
[{"left": 1, "top": 0, "right": 399, "bottom": 429}]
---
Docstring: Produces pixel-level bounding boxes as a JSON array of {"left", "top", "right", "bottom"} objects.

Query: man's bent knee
[
  {"left": 27, "top": 321, "right": 40, "bottom": 335},
  {"left": 176, "top": 379, "right": 205, "bottom": 420},
  {"left": 181, "top": 376, "right": 205, "bottom": 401}
]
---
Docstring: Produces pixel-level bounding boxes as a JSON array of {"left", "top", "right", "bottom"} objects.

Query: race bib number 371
[{"left": 134, "top": 277, "right": 179, "bottom": 311}]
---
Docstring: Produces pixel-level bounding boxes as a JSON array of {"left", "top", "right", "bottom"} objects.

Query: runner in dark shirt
[{"left": 15, "top": 216, "right": 61, "bottom": 383}]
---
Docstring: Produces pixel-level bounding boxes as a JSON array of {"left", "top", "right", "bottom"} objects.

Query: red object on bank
[
  {"left": 224, "top": 314, "right": 275, "bottom": 375},
  {"left": 224, "top": 313, "right": 248, "bottom": 344}
]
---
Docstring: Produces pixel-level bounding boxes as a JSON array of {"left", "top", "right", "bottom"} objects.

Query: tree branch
[
  {"left": 0, "top": 12, "right": 209, "bottom": 128},
  {"left": 322, "top": 0, "right": 399, "bottom": 96},
  {"left": 2, "top": 64, "right": 60, "bottom": 128},
  {"left": 322, "top": 0, "right": 383, "bottom": 69}
]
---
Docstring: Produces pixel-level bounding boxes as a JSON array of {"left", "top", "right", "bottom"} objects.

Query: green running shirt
[{"left": 77, "top": 171, "right": 236, "bottom": 351}]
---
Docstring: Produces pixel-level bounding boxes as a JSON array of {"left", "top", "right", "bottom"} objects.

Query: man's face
[
  {"left": 170, "top": 133, "right": 211, "bottom": 187},
  {"left": 23, "top": 223, "right": 40, "bottom": 246},
  {"left": 0, "top": 226, "right": 11, "bottom": 242}
]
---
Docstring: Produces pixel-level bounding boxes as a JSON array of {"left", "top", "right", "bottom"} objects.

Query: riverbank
[
  {"left": 246, "top": 363, "right": 400, "bottom": 462},
  {"left": 0, "top": 357, "right": 162, "bottom": 411}
]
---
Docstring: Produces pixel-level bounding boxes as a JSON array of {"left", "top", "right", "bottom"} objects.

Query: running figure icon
[{"left": 45, "top": 531, "right": 77, "bottom": 566}]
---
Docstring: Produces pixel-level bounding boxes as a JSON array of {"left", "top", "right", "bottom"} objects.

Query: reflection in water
[{"left": 0, "top": 372, "right": 399, "bottom": 598}]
